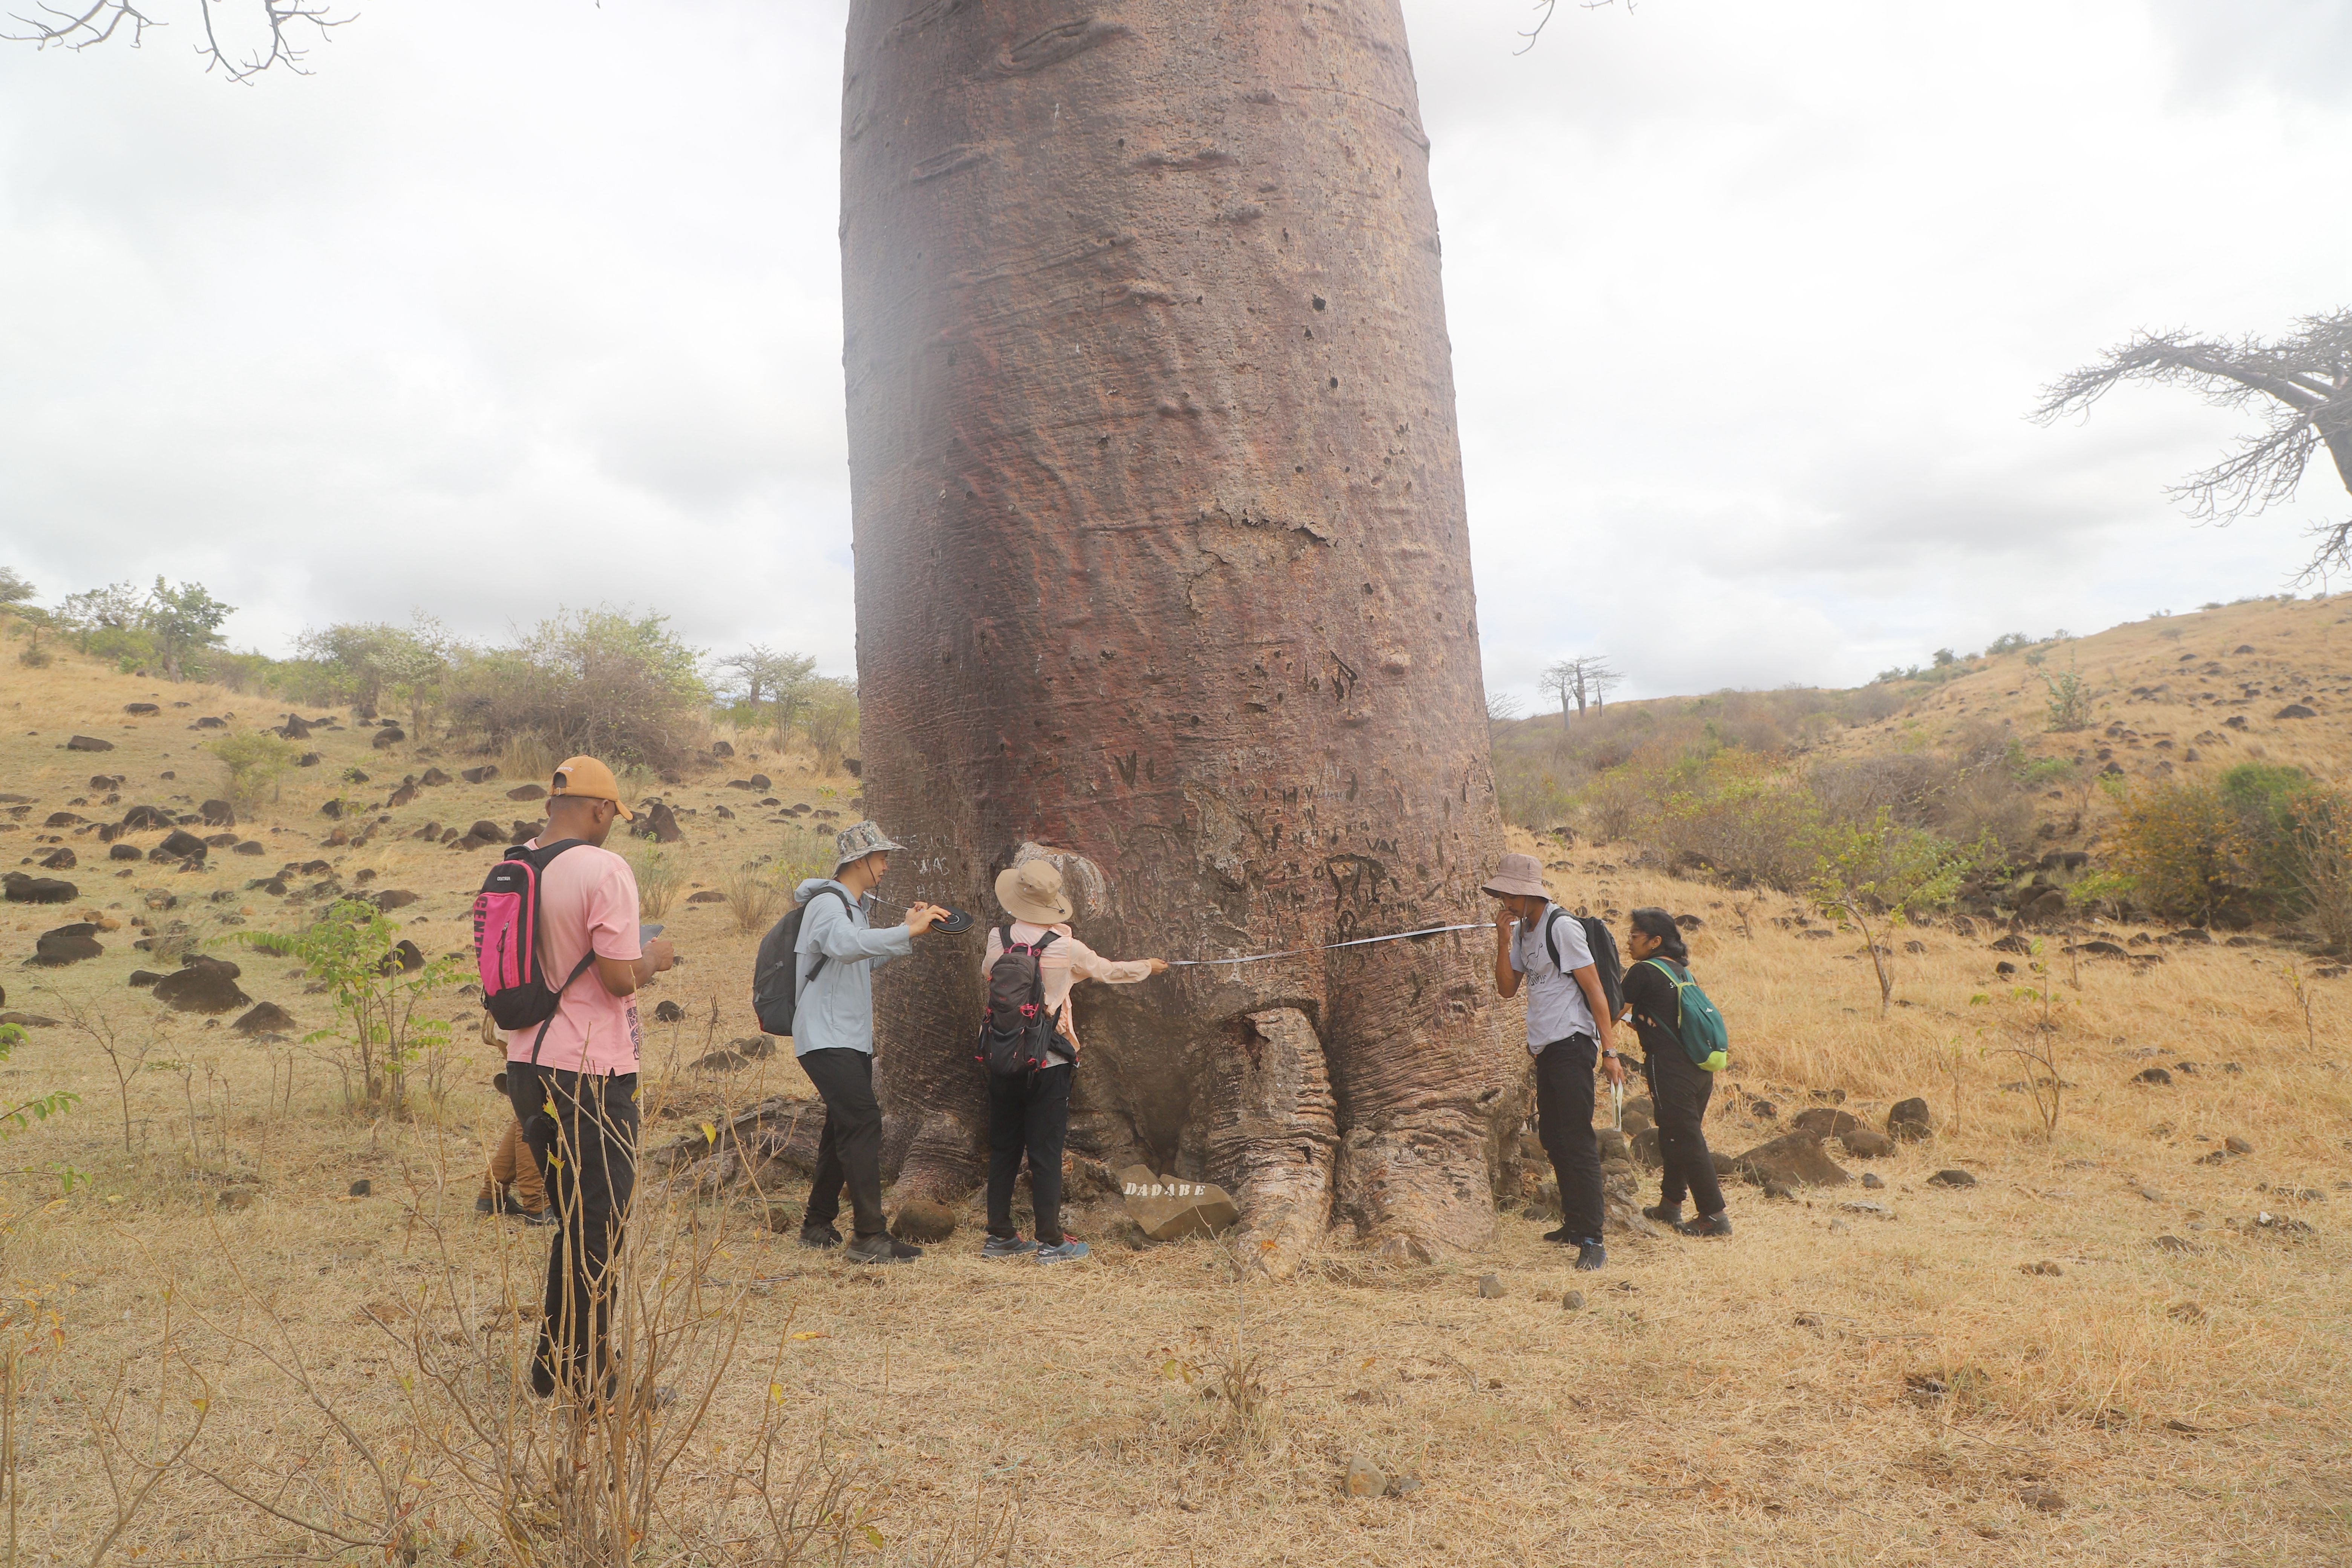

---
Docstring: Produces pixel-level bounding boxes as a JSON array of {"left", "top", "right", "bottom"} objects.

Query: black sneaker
[
  {"left": 797, "top": 1224, "right": 843, "bottom": 1250},
  {"left": 1574, "top": 1242, "right": 1608, "bottom": 1272},
  {"left": 1542, "top": 1225, "right": 1576, "bottom": 1243},
  {"left": 1678, "top": 1213, "right": 1733, "bottom": 1239},
  {"left": 475, "top": 1193, "right": 495, "bottom": 1216},
  {"left": 520, "top": 1205, "right": 558, "bottom": 1228},
  {"left": 1642, "top": 1203, "right": 1684, "bottom": 1227},
  {"left": 843, "top": 1234, "right": 921, "bottom": 1265}
]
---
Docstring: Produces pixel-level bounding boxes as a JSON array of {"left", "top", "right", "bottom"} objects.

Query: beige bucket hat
[
  {"left": 994, "top": 858, "right": 1073, "bottom": 924},
  {"left": 832, "top": 819, "right": 905, "bottom": 872},
  {"left": 1479, "top": 852, "right": 1549, "bottom": 900}
]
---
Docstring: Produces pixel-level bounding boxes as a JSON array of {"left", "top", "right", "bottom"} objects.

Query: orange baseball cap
[{"left": 550, "top": 755, "right": 634, "bottom": 819}]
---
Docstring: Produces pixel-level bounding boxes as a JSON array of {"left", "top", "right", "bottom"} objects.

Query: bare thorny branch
[
  {"left": 2035, "top": 311, "right": 2352, "bottom": 581},
  {"left": 2, "top": 0, "right": 349, "bottom": 82}
]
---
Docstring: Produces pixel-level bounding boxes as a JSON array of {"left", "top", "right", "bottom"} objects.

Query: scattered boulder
[
  {"left": 1118, "top": 1165, "right": 1240, "bottom": 1240},
  {"left": 639, "top": 800, "right": 684, "bottom": 844},
  {"left": 2225, "top": 1135, "right": 2253, "bottom": 1155},
  {"left": 386, "top": 781, "right": 418, "bottom": 808},
  {"left": 349, "top": 1179, "right": 372, "bottom": 1198},
  {"left": 0, "top": 1012, "right": 57, "bottom": 1028},
  {"left": 199, "top": 800, "right": 236, "bottom": 827},
  {"left": 1475, "top": 1273, "right": 1505, "bottom": 1299},
  {"left": 233, "top": 1002, "right": 297, "bottom": 1035},
  {"left": 123, "top": 702, "right": 159, "bottom": 715},
  {"left": 1732, "top": 1133, "right": 1851, "bottom": 1188},
  {"left": 651, "top": 999, "right": 686, "bottom": 1023},
  {"left": 36, "top": 848, "right": 75, "bottom": 870},
  {"left": 1630, "top": 1125, "right": 1661, "bottom": 1168},
  {"left": 1791, "top": 1107, "right": 1864, "bottom": 1139},
  {"left": 2275, "top": 703, "right": 2317, "bottom": 720},
  {"left": 1622, "top": 1095, "right": 1654, "bottom": 1121},
  {"left": 44, "top": 811, "right": 83, "bottom": 828},
  {"left": 1990, "top": 934, "right": 2034, "bottom": 955},
  {"left": 454, "top": 820, "right": 505, "bottom": 850},
  {"left": 890, "top": 1199, "right": 958, "bottom": 1243},
  {"left": 1926, "top": 1168, "right": 1978, "bottom": 1188},
  {"left": 1887, "top": 1098, "right": 1934, "bottom": 1141},
  {"left": 371, "top": 890, "right": 420, "bottom": 912},
  {"left": 384, "top": 940, "right": 424, "bottom": 974},
  {"left": 1860, "top": 1171, "right": 1885, "bottom": 1190},
  {"left": 1619, "top": 1106, "right": 1654, "bottom": 1137},
  {"left": 371, "top": 727, "right": 405, "bottom": 749},
  {"left": 32, "top": 924, "right": 104, "bottom": 966},
  {"left": 685, "top": 890, "right": 726, "bottom": 904},
  {"left": 1344, "top": 1455, "right": 1386, "bottom": 1499},
  {"left": 1560, "top": 1289, "right": 1585, "bottom": 1311},
  {"left": 507, "top": 784, "right": 546, "bottom": 801},
  {"left": 232, "top": 841, "right": 264, "bottom": 856},
  {"left": 128, "top": 971, "right": 163, "bottom": 988},
  {"left": 2134, "top": 1066, "right": 2175, "bottom": 1086},
  {"left": 710, "top": 740, "right": 734, "bottom": 758},
  {"left": 1837, "top": 1127, "right": 1896, "bottom": 1160},
  {"left": 297, "top": 752, "right": 322, "bottom": 768},
  {"left": 152, "top": 958, "right": 251, "bottom": 1014},
  {"left": 107, "top": 844, "right": 141, "bottom": 862},
  {"left": 4, "top": 875, "right": 79, "bottom": 904},
  {"left": 152, "top": 829, "right": 208, "bottom": 862},
  {"left": 65, "top": 735, "right": 115, "bottom": 752},
  {"left": 1748, "top": 1099, "right": 1777, "bottom": 1120},
  {"left": 119, "top": 804, "right": 174, "bottom": 831},
  {"left": 419, "top": 768, "right": 452, "bottom": 786}
]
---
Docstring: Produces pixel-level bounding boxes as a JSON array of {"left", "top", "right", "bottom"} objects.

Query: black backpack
[
  {"left": 1545, "top": 906, "right": 1626, "bottom": 1020},
  {"left": 973, "top": 925, "right": 1061, "bottom": 1076},
  {"left": 751, "top": 887, "right": 851, "bottom": 1038}
]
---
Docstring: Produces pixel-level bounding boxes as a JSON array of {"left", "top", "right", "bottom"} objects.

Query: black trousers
[
  {"left": 1648, "top": 1045, "right": 1726, "bottom": 1216},
  {"left": 507, "top": 1064, "right": 638, "bottom": 1398},
  {"left": 986, "top": 1063, "right": 1072, "bottom": 1245},
  {"left": 798, "top": 1047, "right": 887, "bottom": 1240},
  {"left": 1533, "top": 1034, "right": 1603, "bottom": 1244}
]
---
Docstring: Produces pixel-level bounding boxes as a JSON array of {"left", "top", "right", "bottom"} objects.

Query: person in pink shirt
[
  {"left": 979, "top": 858, "right": 1165, "bottom": 1265},
  {"left": 501, "top": 755, "right": 676, "bottom": 1402}
]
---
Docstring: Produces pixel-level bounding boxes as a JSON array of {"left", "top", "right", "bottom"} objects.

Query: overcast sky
[{"left": 3, "top": 0, "right": 2349, "bottom": 707}]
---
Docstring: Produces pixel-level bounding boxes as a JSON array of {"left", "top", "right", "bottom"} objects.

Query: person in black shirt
[{"left": 1619, "top": 908, "right": 1730, "bottom": 1238}]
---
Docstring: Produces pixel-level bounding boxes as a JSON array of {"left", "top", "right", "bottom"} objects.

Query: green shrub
[
  {"left": 2107, "top": 781, "right": 2246, "bottom": 922},
  {"left": 207, "top": 732, "right": 300, "bottom": 811}
]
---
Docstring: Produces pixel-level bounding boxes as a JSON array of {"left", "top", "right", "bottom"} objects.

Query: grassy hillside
[{"left": 0, "top": 626, "right": 2344, "bottom": 1563}]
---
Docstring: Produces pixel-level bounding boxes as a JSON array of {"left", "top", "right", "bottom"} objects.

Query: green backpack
[{"left": 1640, "top": 958, "right": 1728, "bottom": 1072}]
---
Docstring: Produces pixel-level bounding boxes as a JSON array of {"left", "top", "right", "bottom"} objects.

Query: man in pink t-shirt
[{"left": 499, "top": 755, "right": 676, "bottom": 1404}]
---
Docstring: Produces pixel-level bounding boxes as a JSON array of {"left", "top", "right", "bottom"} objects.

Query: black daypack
[
  {"left": 974, "top": 925, "right": 1061, "bottom": 1076},
  {"left": 1545, "top": 906, "right": 1626, "bottom": 1020},
  {"left": 751, "top": 887, "right": 851, "bottom": 1038}
]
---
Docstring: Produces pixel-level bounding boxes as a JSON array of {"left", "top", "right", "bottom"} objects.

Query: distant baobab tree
[
  {"left": 2035, "top": 310, "right": 2352, "bottom": 580},
  {"left": 1540, "top": 655, "right": 1619, "bottom": 726}
]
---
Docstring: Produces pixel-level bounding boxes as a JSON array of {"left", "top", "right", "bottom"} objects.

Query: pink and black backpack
[{"left": 472, "top": 839, "right": 596, "bottom": 1043}]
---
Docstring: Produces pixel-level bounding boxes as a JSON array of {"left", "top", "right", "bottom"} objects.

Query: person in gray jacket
[{"left": 791, "top": 820, "right": 948, "bottom": 1264}]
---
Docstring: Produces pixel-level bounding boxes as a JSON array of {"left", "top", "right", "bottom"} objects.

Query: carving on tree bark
[{"left": 834, "top": 0, "right": 1525, "bottom": 1266}]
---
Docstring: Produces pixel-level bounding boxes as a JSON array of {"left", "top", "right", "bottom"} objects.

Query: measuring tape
[{"left": 870, "top": 896, "right": 1490, "bottom": 970}]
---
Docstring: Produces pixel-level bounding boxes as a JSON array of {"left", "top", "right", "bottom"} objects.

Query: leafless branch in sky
[
  {"left": 1516, "top": 0, "right": 1631, "bottom": 57},
  {"left": 2, "top": 0, "right": 349, "bottom": 81},
  {"left": 2033, "top": 311, "right": 2352, "bottom": 533}
]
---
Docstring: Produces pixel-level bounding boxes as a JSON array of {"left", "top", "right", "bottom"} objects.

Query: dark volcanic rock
[
  {"left": 1838, "top": 1127, "right": 1896, "bottom": 1159},
  {"left": 152, "top": 958, "right": 250, "bottom": 1014},
  {"left": 232, "top": 1002, "right": 298, "bottom": 1035},
  {"left": 2275, "top": 703, "right": 2317, "bottom": 720},
  {"left": 1887, "top": 1097, "right": 1934, "bottom": 1141},
  {"left": 640, "top": 800, "right": 684, "bottom": 844},
  {"left": 37, "top": 848, "right": 75, "bottom": 870},
  {"left": 200, "top": 800, "right": 236, "bottom": 827},
  {"left": 372, "top": 889, "right": 421, "bottom": 912},
  {"left": 1790, "top": 1107, "right": 1864, "bottom": 1139},
  {"left": 120, "top": 804, "right": 174, "bottom": 831},
  {"left": 461, "top": 765, "right": 499, "bottom": 784},
  {"left": 233, "top": 841, "right": 265, "bottom": 856},
  {"left": 123, "top": 702, "right": 159, "bottom": 715},
  {"left": 420, "top": 768, "right": 452, "bottom": 787},
  {"left": 128, "top": 970, "right": 163, "bottom": 988},
  {"left": 108, "top": 844, "right": 141, "bottom": 862},
  {"left": 371, "top": 726, "right": 405, "bottom": 749},
  {"left": 506, "top": 784, "right": 546, "bottom": 801},
  {"left": 1732, "top": 1133, "right": 1851, "bottom": 1188},
  {"left": 32, "top": 924, "right": 104, "bottom": 966},
  {"left": 152, "top": 830, "right": 208, "bottom": 862},
  {"left": 3, "top": 875, "right": 78, "bottom": 904},
  {"left": 1926, "top": 1168, "right": 1978, "bottom": 1188},
  {"left": 65, "top": 735, "right": 115, "bottom": 752},
  {"left": 2134, "top": 1066, "right": 2174, "bottom": 1086}
]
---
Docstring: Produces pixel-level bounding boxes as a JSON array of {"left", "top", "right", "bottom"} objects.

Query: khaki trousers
[{"left": 479, "top": 1115, "right": 548, "bottom": 1213}]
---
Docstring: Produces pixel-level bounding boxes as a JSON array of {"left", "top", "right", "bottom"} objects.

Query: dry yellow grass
[{"left": 0, "top": 629, "right": 2346, "bottom": 1564}]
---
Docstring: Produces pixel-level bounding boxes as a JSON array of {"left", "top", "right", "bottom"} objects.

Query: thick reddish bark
[{"left": 839, "top": 0, "right": 1521, "bottom": 1264}]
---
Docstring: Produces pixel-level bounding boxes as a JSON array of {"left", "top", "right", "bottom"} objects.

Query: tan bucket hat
[
  {"left": 832, "top": 819, "right": 905, "bottom": 872},
  {"left": 994, "top": 858, "right": 1073, "bottom": 924},
  {"left": 1479, "top": 852, "right": 1548, "bottom": 900}
]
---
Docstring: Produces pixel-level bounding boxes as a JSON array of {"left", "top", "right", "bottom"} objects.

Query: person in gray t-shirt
[{"left": 1483, "top": 852, "right": 1623, "bottom": 1271}]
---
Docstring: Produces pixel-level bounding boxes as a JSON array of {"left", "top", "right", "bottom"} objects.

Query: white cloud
[{"left": 1, "top": 0, "right": 2346, "bottom": 707}]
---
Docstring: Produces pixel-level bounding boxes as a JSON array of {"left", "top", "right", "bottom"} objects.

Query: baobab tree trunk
[{"left": 839, "top": 0, "right": 1522, "bottom": 1268}]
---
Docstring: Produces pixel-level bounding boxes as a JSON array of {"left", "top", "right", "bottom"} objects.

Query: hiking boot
[
  {"left": 475, "top": 1192, "right": 496, "bottom": 1216},
  {"left": 1541, "top": 1225, "right": 1580, "bottom": 1244},
  {"left": 844, "top": 1234, "right": 921, "bottom": 1265},
  {"left": 1642, "top": 1202, "right": 1684, "bottom": 1227},
  {"left": 1034, "top": 1239, "right": 1090, "bottom": 1266},
  {"left": 500, "top": 1193, "right": 538, "bottom": 1217},
  {"left": 796, "top": 1223, "right": 843, "bottom": 1250},
  {"left": 982, "top": 1235, "right": 1039, "bottom": 1260},
  {"left": 1678, "top": 1213, "right": 1733, "bottom": 1239},
  {"left": 1573, "top": 1242, "right": 1608, "bottom": 1272},
  {"left": 520, "top": 1205, "right": 558, "bottom": 1227}
]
